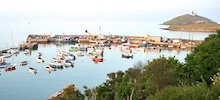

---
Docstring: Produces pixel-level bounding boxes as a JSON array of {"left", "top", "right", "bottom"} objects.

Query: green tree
[
  {"left": 49, "top": 84, "right": 85, "bottom": 100},
  {"left": 184, "top": 30, "right": 220, "bottom": 85},
  {"left": 143, "top": 56, "right": 182, "bottom": 96},
  {"left": 147, "top": 82, "right": 220, "bottom": 100}
]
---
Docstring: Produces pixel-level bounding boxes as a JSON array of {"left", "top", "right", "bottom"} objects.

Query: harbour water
[
  {"left": 0, "top": 43, "right": 190, "bottom": 100},
  {"left": 0, "top": 21, "right": 215, "bottom": 100}
]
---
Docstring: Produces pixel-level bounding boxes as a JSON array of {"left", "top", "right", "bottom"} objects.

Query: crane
[{"left": 85, "top": 30, "right": 95, "bottom": 39}]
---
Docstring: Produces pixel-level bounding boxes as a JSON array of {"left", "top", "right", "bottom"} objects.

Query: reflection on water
[{"left": 0, "top": 43, "right": 191, "bottom": 100}]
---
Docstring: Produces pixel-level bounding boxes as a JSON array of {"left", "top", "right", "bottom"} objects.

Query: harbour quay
[{"left": 25, "top": 34, "right": 202, "bottom": 49}]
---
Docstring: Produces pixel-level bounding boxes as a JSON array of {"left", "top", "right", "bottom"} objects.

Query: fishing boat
[
  {"left": 28, "top": 67, "right": 37, "bottom": 74},
  {"left": 20, "top": 61, "right": 28, "bottom": 66}
]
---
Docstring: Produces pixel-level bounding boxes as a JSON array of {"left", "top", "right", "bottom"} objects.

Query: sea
[{"left": 0, "top": 20, "right": 216, "bottom": 100}]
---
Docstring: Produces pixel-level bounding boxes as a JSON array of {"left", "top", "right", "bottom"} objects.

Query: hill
[{"left": 163, "top": 13, "right": 217, "bottom": 25}]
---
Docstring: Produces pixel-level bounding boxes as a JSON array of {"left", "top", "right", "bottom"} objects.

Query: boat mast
[{"left": 99, "top": 26, "right": 101, "bottom": 43}]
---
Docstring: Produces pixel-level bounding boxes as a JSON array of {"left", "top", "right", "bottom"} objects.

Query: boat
[
  {"left": 20, "top": 61, "right": 28, "bottom": 66},
  {"left": 59, "top": 50, "right": 69, "bottom": 56},
  {"left": 28, "top": 67, "right": 37, "bottom": 74},
  {"left": 2, "top": 54, "right": 12, "bottom": 58},
  {"left": 49, "top": 59, "right": 63, "bottom": 68},
  {"left": 121, "top": 49, "right": 133, "bottom": 59},
  {"left": 45, "top": 65, "right": 54, "bottom": 73},
  {"left": 129, "top": 44, "right": 139, "bottom": 48},
  {"left": 92, "top": 56, "right": 103, "bottom": 62},
  {"left": 37, "top": 52, "right": 42, "bottom": 56},
  {"left": 63, "top": 60, "right": 74, "bottom": 67},
  {"left": 36, "top": 56, "right": 44, "bottom": 63},
  {"left": 122, "top": 53, "right": 133, "bottom": 59},
  {"left": 68, "top": 53, "right": 76, "bottom": 60},
  {"left": 122, "top": 41, "right": 131, "bottom": 46},
  {"left": 60, "top": 37, "right": 73, "bottom": 43},
  {"left": 7, "top": 48, "right": 19, "bottom": 54},
  {"left": 5, "top": 64, "right": 16, "bottom": 72},
  {"left": 22, "top": 49, "right": 30, "bottom": 55},
  {"left": 0, "top": 57, "right": 6, "bottom": 66},
  {"left": 76, "top": 51, "right": 84, "bottom": 56},
  {"left": 69, "top": 44, "right": 79, "bottom": 52}
]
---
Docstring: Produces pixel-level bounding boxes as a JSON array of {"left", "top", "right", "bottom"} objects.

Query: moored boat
[
  {"left": 45, "top": 65, "right": 54, "bottom": 73},
  {"left": 37, "top": 52, "right": 42, "bottom": 56},
  {"left": 68, "top": 53, "right": 76, "bottom": 60},
  {"left": 92, "top": 56, "right": 103, "bottom": 62},
  {"left": 20, "top": 61, "right": 28, "bottom": 66},
  {"left": 49, "top": 60, "right": 63, "bottom": 68},
  {"left": 5, "top": 64, "right": 16, "bottom": 72},
  {"left": 29, "top": 67, "right": 37, "bottom": 74},
  {"left": 63, "top": 60, "right": 74, "bottom": 67},
  {"left": 36, "top": 56, "right": 44, "bottom": 63}
]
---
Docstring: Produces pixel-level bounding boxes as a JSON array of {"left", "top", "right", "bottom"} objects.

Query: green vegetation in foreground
[
  {"left": 165, "top": 24, "right": 220, "bottom": 32},
  {"left": 48, "top": 30, "right": 220, "bottom": 100}
]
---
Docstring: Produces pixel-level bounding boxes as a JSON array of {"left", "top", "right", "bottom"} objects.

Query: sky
[
  {"left": 0, "top": 0, "right": 219, "bottom": 22},
  {"left": 0, "top": 0, "right": 219, "bottom": 48}
]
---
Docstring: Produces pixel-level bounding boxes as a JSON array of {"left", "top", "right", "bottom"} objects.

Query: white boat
[
  {"left": 45, "top": 65, "right": 54, "bottom": 73},
  {"left": 2, "top": 54, "right": 12, "bottom": 58},
  {"left": 76, "top": 51, "right": 84, "bottom": 56},
  {"left": 36, "top": 56, "right": 44, "bottom": 63},
  {"left": 121, "top": 49, "right": 133, "bottom": 58},
  {"left": 63, "top": 60, "right": 74, "bottom": 66},
  {"left": 29, "top": 67, "right": 37, "bottom": 74},
  {"left": 49, "top": 60, "right": 63, "bottom": 68},
  {"left": 22, "top": 49, "right": 30, "bottom": 55},
  {"left": 59, "top": 50, "right": 69, "bottom": 56},
  {"left": 68, "top": 53, "right": 76, "bottom": 60}
]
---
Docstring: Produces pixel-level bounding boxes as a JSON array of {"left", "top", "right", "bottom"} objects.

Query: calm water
[
  {"left": 0, "top": 43, "right": 190, "bottom": 100},
  {"left": 0, "top": 20, "right": 215, "bottom": 100}
]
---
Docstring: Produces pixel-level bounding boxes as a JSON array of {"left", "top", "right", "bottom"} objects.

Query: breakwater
[{"left": 25, "top": 34, "right": 202, "bottom": 49}]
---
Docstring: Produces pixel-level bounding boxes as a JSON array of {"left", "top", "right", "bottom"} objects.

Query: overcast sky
[{"left": 0, "top": 0, "right": 219, "bottom": 22}]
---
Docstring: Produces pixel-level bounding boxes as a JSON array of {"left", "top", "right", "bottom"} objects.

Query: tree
[
  {"left": 184, "top": 30, "right": 220, "bottom": 85},
  {"left": 143, "top": 56, "right": 182, "bottom": 96},
  {"left": 49, "top": 84, "right": 85, "bottom": 100}
]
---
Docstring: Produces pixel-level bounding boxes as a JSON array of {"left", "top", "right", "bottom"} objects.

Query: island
[{"left": 162, "top": 12, "right": 220, "bottom": 32}]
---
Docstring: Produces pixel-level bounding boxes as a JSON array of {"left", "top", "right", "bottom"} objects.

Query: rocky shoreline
[{"left": 162, "top": 24, "right": 220, "bottom": 33}]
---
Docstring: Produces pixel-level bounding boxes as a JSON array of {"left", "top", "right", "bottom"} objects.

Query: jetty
[{"left": 25, "top": 34, "right": 202, "bottom": 49}]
